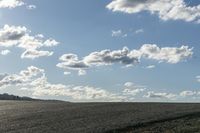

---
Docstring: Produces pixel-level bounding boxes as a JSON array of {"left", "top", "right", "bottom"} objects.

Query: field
[{"left": 0, "top": 101, "right": 200, "bottom": 133}]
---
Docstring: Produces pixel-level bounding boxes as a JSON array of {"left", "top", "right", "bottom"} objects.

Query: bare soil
[{"left": 0, "top": 101, "right": 200, "bottom": 133}]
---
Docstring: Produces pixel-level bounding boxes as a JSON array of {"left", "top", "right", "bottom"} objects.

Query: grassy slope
[{"left": 0, "top": 101, "right": 200, "bottom": 133}]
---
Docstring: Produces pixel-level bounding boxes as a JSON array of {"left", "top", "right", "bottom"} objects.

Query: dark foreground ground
[{"left": 0, "top": 101, "right": 200, "bottom": 133}]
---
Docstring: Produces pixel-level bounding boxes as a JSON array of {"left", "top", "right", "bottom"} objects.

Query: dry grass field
[{"left": 0, "top": 101, "right": 200, "bottom": 133}]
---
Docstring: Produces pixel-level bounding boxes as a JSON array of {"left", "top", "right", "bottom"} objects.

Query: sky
[{"left": 0, "top": 0, "right": 200, "bottom": 102}]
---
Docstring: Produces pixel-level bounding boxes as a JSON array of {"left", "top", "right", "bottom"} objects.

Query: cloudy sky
[{"left": 0, "top": 0, "right": 200, "bottom": 102}]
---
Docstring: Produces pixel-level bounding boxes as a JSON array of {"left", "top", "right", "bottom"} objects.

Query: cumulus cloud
[
  {"left": 106, "top": 0, "right": 200, "bottom": 23},
  {"left": 0, "top": 66, "right": 124, "bottom": 102},
  {"left": 0, "top": 0, "right": 24, "bottom": 9},
  {"left": 1, "top": 49, "right": 10, "bottom": 55},
  {"left": 0, "top": 66, "right": 43, "bottom": 88},
  {"left": 144, "top": 91, "right": 177, "bottom": 99},
  {"left": 0, "top": 25, "right": 59, "bottom": 59},
  {"left": 32, "top": 76, "right": 124, "bottom": 101},
  {"left": 0, "top": 0, "right": 36, "bottom": 10},
  {"left": 84, "top": 47, "right": 139, "bottom": 66},
  {"left": 57, "top": 53, "right": 89, "bottom": 75},
  {"left": 0, "top": 25, "right": 27, "bottom": 47},
  {"left": 123, "top": 82, "right": 146, "bottom": 96},
  {"left": 139, "top": 44, "right": 193, "bottom": 64},
  {"left": 58, "top": 44, "right": 192, "bottom": 75},
  {"left": 1, "top": 66, "right": 198, "bottom": 102},
  {"left": 124, "top": 82, "right": 134, "bottom": 88},
  {"left": 0, "top": 73, "right": 8, "bottom": 80}
]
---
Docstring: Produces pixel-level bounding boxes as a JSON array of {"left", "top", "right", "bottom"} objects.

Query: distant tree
[{"left": 0, "top": 93, "right": 34, "bottom": 101}]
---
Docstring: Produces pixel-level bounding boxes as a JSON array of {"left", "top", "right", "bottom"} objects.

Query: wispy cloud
[
  {"left": 144, "top": 91, "right": 177, "bottom": 100},
  {"left": 145, "top": 65, "right": 155, "bottom": 69},
  {"left": 134, "top": 29, "right": 144, "bottom": 34},
  {"left": 111, "top": 30, "right": 127, "bottom": 37},
  {"left": 26, "top": 4, "right": 36, "bottom": 10}
]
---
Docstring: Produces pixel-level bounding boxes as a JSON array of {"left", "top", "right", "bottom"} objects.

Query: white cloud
[
  {"left": 0, "top": 66, "right": 124, "bottom": 102},
  {"left": 106, "top": 0, "right": 200, "bottom": 23},
  {"left": 0, "top": 25, "right": 27, "bottom": 47},
  {"left": 21, "top": 49, "right": 53, "bottom": 59},
  {"left": 1, "top": 49, "right": 10, "bottom": 55},
  {"left": 0, "top": 66, "right": 43, "bottom": 88},
  {"left": 43, "top": 38, "right": 59, "bottom": 47},
  {"left": 180, "top": 90, "right": 197, "bottom": 97},
  {"left": 84, "top": 47, "right": 138, "bottom": 66},
  {"left": 0, "top": 0, "right": 24, "bottom": 9},
  {"left": 139, "top": 44, "right": 193, "bottom": 64},
  {"left": 145, "top": 65, "right": 155, "bottom": 69},
  {"left": 124, "top": 82, "right": 134, "bottom": 88},
  {"left": 135, "top": 29, "right": 144, "bottom": 34},
  {"left": 111, "top": 30, "right": 127, "bottom": 37},
  {"left": 1, "top": 66, "right": 198, "bottom": 102},
  {"left": 57, "top": 53, "right": 89, "bottom": 75},
  {"left": 0, "top": 25, "right": 59, "bottom": 59},
  {"left": 196, "top": 76, "right": 200, "bottom": 82},
  {"left": 144, "top": 91, "right": 177, "bottom": 99},
  {"left": 112, "top": 30, "right": 122, "bottom": 37},
  {"left": 64, "top": 72, "right": 71, "bottom": 75},
  {"left": 31, "top": 76, "right": 124, "bottom": 101},
  {"left": 0, "top": 0, "right": 36, "bottom": 10},
  {"left": 26, "top": 4, "right": 36, "bottom": 10},
  {"left": 58, "top": 44, "right": 192, "bottom": 75},
  {"left": 0, "top": 73, "right": 8, "bottom": 80},
  {"left": 78, "top": 69, "right": 87, "bottom": 76},
  {"left": 123, "top": 82, "right": 146, "bottom": 96}
]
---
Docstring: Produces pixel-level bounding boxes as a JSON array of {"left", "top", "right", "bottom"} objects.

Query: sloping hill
[{"left": 0, "top": 93, "right": 33, "bottom": 101}]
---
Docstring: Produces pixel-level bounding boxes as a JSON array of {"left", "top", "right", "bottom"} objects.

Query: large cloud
[
  {"left": 106, "top": 0, "right": 200, "bottom": 23},
  {"left": 0, "top": 66, "right": 124, "bottom": 102},
  {"left": 0, "top": 25, "right": 59, "bottom": 59},
  {"left": 1, "top": 66, "right": 198, "bottom": 101},
  {"left": 58, "top": 44, "right": 193, "bottom": 75},
  {"left": 31, "top": 76, "right": 124, "bottom": 101}
]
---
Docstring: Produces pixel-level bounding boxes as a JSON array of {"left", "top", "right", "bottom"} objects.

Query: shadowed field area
[{"left": 0, "top": 101, "right": 200, "bottom": 133}]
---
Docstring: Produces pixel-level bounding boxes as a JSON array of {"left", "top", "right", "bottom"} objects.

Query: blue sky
[{"left": 0, "top": 0, "right": 200, "bottom": 102}]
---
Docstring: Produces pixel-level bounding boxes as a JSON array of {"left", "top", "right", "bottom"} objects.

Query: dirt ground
[{"left": 0, "top": 101, "right": 200, "bottom": 133}]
